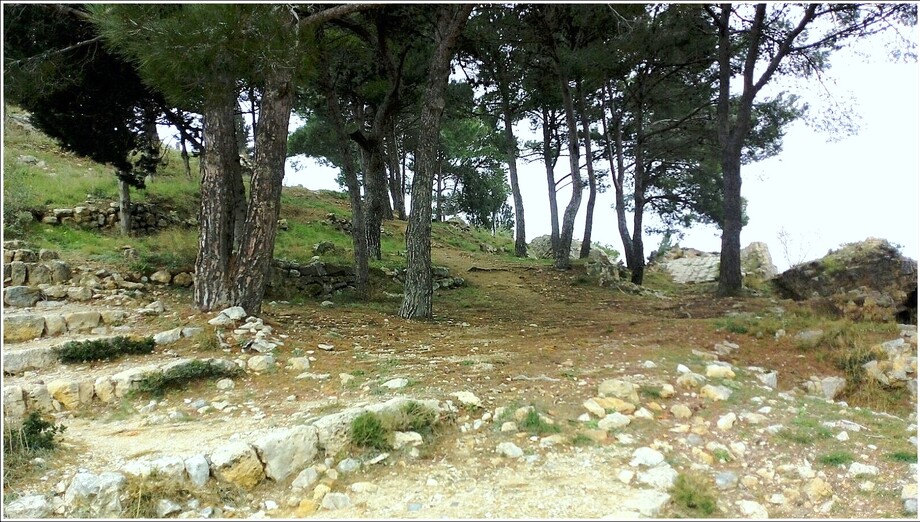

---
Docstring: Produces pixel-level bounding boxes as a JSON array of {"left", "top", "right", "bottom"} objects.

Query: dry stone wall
[{"left": 35, "top": 197, "right": 197, "bottom": 235}]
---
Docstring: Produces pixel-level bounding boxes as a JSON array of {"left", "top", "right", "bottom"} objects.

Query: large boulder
[
  {"left": 527, "top": 235, "right": 581, "bottom": 260},
  {"left": 741, "top": 242, "right": 778, "bottom": 280},
  {"left": 772, "top": 238, "right": 917, "bottom": 322}
]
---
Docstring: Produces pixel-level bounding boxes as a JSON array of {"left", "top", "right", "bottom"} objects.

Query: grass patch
[
  {"left": 886, "top": 451, "right": 917, "bottom": 463},
  {"left": 639, "top": 385, "right": 663, "bottom": 400},
  {"left": 131, "top": 360, "right": 242, "bottom": 398},
  {"left": 571, "top": 433, "right": 595, "bottom": 447},
  {"left": 819, "top": 451, "right": 855, "bottom": 466},
  {"left": 55, "top": 336, "right": 155, "bottom": 363},
  {"left": 349, "top": 401, "right": 440, "bottom": 451},
  {"left": 3, "top": 412, "right": 67, "bottom": 487},
  {"left": 668, "top": 472, "right": 720, "bottom": 518},
  {"left": 122, "top": 472, "right": 193, "bottom": 519},
  {"left": 519, "top": 408, "right": 561, "bottom": 436},
  {"left": 712, "top": 448, "right": 733, "bottom": 463}
]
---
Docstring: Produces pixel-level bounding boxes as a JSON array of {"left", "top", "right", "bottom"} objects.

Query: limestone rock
[
  {"left": 66, "top": 286, "right": 93, "bottom": 301},
  {"left": 150, "top": 270, "right": 173, "bottom": 284},
  {"left": 630, "top": 447, "right": 665, "bottom": 467},
  {"left": 247, "top": 355, "right": 276, "bottom": 372},
  {"left": 208, "top": 441, "right": 265, "bottom": 489},
  {"left": 741, "top": 242, "right": 778, "bottom": 279},
  {"left": 252, "top": 425, "right": 319, "bottom": 482},
  {"left": 320, "top": 493, "right": 351, "bottom": 511},
  {"left": 64, "top": 471, "right": 126, "bottom": 518},
  {"left": 3, "top": 314, "right": 45, "bottom": 342},
  {"left": 291, "top": 468, "right": 320, "bottom": 491},
  {"left": 496, "top": 442, "right": 523, "bottom": 458},
  {"left": 153, "top": 328, "right": 183, "bottom": 345},
  {"left": 616, "top": 490, "right": 671, "bottom": 518},
  {"left": 49, "top": 260, "right": 72, "bottom": 283},
  {"left": 847, "top": 462, "right": 879, "bottom": 477},
  {"left": 3, "top": 347, "right": 57, "bottom": 374},
  {"left": 598, "top": 412, "right": 632, "bottom": 431},
  {"left": 670, "top": 404, "right": 693, "bottom": 419},
  {"left": 805, "top": 477, "right": 833, "bottom": 501},
  {"left": 756, "top": 371, "right": 778, "bottom": 389},
  {"left": 63, "top": 311, "right": 101, "bottom": 332},
  {"left": 717, "top": 412, "right": 737, "bottom": 430},
  {"left": 3, "top": 285, "right": 41, "bottom": 308},
  {"left": 597, "top": 379, "right": 639, "bottom": 403},
  {"left": 637, "top": 464, "right": 678, "bottom": 490},
  {"left": 738, "top": 500, "right": 768, "bottom": 519},
  {"left": 706, "top": 364, "right": 736, "bottom": 379},
  {"left": 47, "top": 379, "right": 82, "bottom": 410},
  {"left": 2, "top": 385, "right": 27, "bottom": 423},
  {"left": 676, "top": 372, "right": 707, "bottom": 389},
  {"left": 184, "top": 454, "right": 210, "bottom": 487},
  {"left": 700, "top": 384, "right": 733, "bottom": 401},
  {"left": 4, "top": 494, "right": 52, "bottom": 519},
  {"left": 451, "top": 391, "right": 482, "bottom": 408},
  {"left": 382, "top": 378, "right": 409, "bottom": 389},
  {"left": 393, "top": 431, "right": 423, "bottom": 450},
  {"left": 43, "top": 314, "right": 67, "bottom": 336}
]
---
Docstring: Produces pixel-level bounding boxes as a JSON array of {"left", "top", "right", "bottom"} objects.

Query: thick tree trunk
[
  {"left": 117, "top": 177, "right": 131, "bottom": 236},
  {"left": 501, "top": 103, "right": 526, "bottom": 257},
  {"left": 541, "top": 107, "right": 561, "bottom": 256},
  {"left": 555, "top": 79, "right": 583, "bottom": 271},
  {"left": 577, "top": 80, "right": 596, "bottom": 259},
  {"left": 195, "top": 85, "right": 240, "bottom": 312},
  {"left": 352, "top": 133, "right": 388, "bottom": 260},
  {"left": 630, "top": 102, "right": 647, "bottom": 285},
  {"left": 718, "top": 147, "right": 744, "bottom": 295},
  {"left": 400, "top": 4, "right": 472, "bottom": 320},
  {"left": 230, "top": 69, "right": 295, "bottom": 315}
]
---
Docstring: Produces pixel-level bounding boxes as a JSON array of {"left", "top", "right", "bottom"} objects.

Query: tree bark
[
  {"left": 541, "top": 107, "right": 561, "bottom": 256},
  {"left": 576, "top": 80, "right": 596, "bottom": 259},
  {"left": 194, "top": 82, "right": 239, "bottom": 312},
  {"left": 630, "top": 99, "right": 647, "bottom": 285},
  {"left": 179, "top": 136, "right": 192, "bottom": 178},
  {"left": 117, "top": 177, "right": 131, "bottom": 236},
  {"left": 501, "top": 98, "right": 526, "bottom": 257},
  {"left": 601, "top": 83, "right": 635, "bottom": 270},
  {"left": 384, "top": 124, "right": 406, "bottom": 220},
  {"left": 555, "top": 77, "right": 583, "bottom": 271},
  {"left": 400, "top": 4, "right": 473, "bottom": 320},
  {"left": 230, "top": 69, "right": 295, "bottom": 315}
]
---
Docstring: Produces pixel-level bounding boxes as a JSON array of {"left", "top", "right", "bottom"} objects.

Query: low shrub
[
  {"left": 132, "top": 360, "right": 242, "bottom": 398},
  {"left": 519, "top": 409, "right": 561, "bottom": 436},
  {"left": 350, "top": 412, "right": 389, "bottom": 450},
  {"left": 55, "top": 336, "right": 155, "bottom": 363},
  {"left": 669, "top": 472, "right": 719, "bottom": 518}
]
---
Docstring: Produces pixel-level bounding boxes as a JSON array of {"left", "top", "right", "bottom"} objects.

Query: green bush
[
  {"left": 55, "top": 336, "right": 155, "bottom": 363},
  {"left": 3, "top": 412, "right": 66, "bottom": 454},
  {"left": 818, "top": 451, "right": 855, "bottom": 466},
  {"left": 669, "top": 472, "right": 719, "bottom": 517},
  {"left": 132, "top": 360, "right": 242, "bottom": 398},
  {"left": 519, "top": 409, "right": 561, "bottom": 436},
  {"left": 350, "top": 412, "right": 389, "bottom": 450}
]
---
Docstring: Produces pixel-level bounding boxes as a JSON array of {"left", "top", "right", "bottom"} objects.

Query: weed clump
[
  {"left": 55, "top": 336, "right": 155, "bottom": 363},
  {"left": 350, "top": 412, "right": 389, "bottom": 450},
  {"left": 669, "top": 472, "right": 720, "bottom": 518},
  {"left": 819, "top": 451, "right": 855, "bottom": 466},
  {"left": 132, "top": 360, "right": 242, "bottom": 398},
  {"left": 520, "top": 409, "right": 561, "bottom": 436},
  {"left": 3, "top": 412, "right": 67, "bottom": 487}
]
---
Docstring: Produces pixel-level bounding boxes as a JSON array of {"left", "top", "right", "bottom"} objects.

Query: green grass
[
  {"left": 819, "top": 451, "right": 855, "bottom": 466},
  {"left": 350, "top": 412, "right": 389, "bottom": 450},
  {"left": 886, "top": 451, "right": 917, "bottom": 463},
  {"left": 131, "top": 360, "right": 242, "bottom": 398},
  {"left": 668, "top": 472, "right": 720, "bottom": 518},
  {"left": 571, "top": 433, "right": 595, "bottom": 447},
  {"left": 519, "top": 408, "right": 561, "bottom": 436}
]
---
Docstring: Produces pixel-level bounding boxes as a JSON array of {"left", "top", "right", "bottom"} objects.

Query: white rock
[
  {"left": 320, "top": 492, "right": 351, "bottom": 510},
  {"left": 350, "top": 482, "right": 378, "bottom": 493},
  {"left": 756, "top": 371, "right": 778, "bottom": 389},
  {"left": 738, "top": 500, "right": 768, "bottom": 518},
  {"left": 64, "top": 472, "right": 126, "bottom": 518},
  {"left": 247, "top": 355, "right": 275, "bottom": 372},
  {"left": 157, "top": 499, "right": 182, "bottom": 518},
  {"left": 717, "top": 412, "right": 737, "bottom": 430},
  {"left": 634, "top": 408, "right": 654, "bottom": 420},
  {"left": 617, "top": 469, "right": 635, "bottom": 484},
  {"left": 451, "top": 391, "right": 482, "bottom": 408},
  {"left": 216, "top": 378, "right": 235, "bottom": 390},
  {"left": 598, "top": 379, "right": 639, "bottom": 402},
  {"left": 637, "top": 464, "right": 678, "bottom": 490},
  {"left": 382, "top": 378, "right": 409, "bottom": 389},
  {"left": 288, "top": 357, "right": 311, "bottom": 371},
  {"left": 222, "top": 307, "right": 247, "bottom": 320},
  {"left": 598, "top": 412, "right": 632, "bottom": 431},
  {"left": 4, "top": 494, "right": 52, "bottom": 519},
  {"left": 700, "top": 384, "right": 733, "bottom": 401},
  {"left": 496, "top": 442, "right": 523, "bottom": 458},
  {"left": 677, "top": 364, "right": 691, "bottom": 374},
  {"left": 500, "top": 421, "right": 518, "bottom": 433},
  {"left": 619, "top": 489, "right": 671, "bottom": 517},
  {"left": 836, "top": 431, "right": 849, "bottom": 441},
  {"left": 153, "top": 328, "right": 183, "bottom": 345},
  {"left": 393, "top": 431, "right": 423, "bottom": 450},
  {"left": 847, "top": 462, "right": 879, "bottom": 477},
  {"left": 252, "top": 425, "right": 319, "bottom": 482},
  {"left": 630, "top": 447, "right": 665, "bottom": 467},
  {"left": 184, "top": 454, "right": 210, "bottom": 486},
  {"left": 291, "top": 468, "right": 320, "bottom": 491},
  {"left": 706, "top": 364, "right": 736, "bottom": 379},
  {"left": 317, "top": 343, "right": 335, "bottom": 351}
]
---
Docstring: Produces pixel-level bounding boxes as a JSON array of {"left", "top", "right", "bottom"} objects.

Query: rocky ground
[{"left": 3, "top": 252, "right": 918, "bottom": 519}]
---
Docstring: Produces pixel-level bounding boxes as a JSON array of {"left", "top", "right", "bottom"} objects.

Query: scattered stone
[
  {"left": 715, "top": 471, "right": 739, "bottom": 490},
  {"left": 717, "top": 412, "right": 737, "bottom": 430},
  {"left": 252, "top": 425, "right": 319, "bottom": 482},
  {"left": 382, "top": 378, "right": 409, "bottom": 389},
  {"left": 755, "top": 371, "right": 778, "bottom": 389},
  {"left": 247, "top": 355, "right": 276, "bottom": 372},
  {"left": 393, "top": 431, "right": 423, "bottom": 450},
  {"left": 630, "top": 447, "right": 665, "bottom": 468},
  {"left": 847, "top": 462, "right": 879, "bottom": 477},
  {"left": 208, "top": 441, "right": 265, "bottom": 489},
  {"left": 216, "top": 378, "right": 235, "bottom": 391},
  {"left": 64, "top": 471, "right": 126, "bottom": 518},
  {"left": 700, "top": 384, "right": 733, "bottom": 401},
  {"left": 676, "top": 372, "right": 707, "bottom": 389},
  {"left": 598, "top": 379, "right": 639, "bottom": 403},
  {"left": 150, "top": 270, "right": 172, "bottom": 284},
  {"left": 288, "top": 357, "right": 311, "bottom": 372},
  {"left": 738, "top": 500, "right": 769, "bottom": 519},
  {"left": 337, "top": 458, "right": 360, "bottom": 474},
  {"left": 706, "top": 364, "right": 736, "bottom": 379},
  {"left": 670, "top": 404, "right": 693, "bottom": 419},
  {"left": 320, "top": 493, "right": 351, "bottom": 511},
  {"left": 598, "top": 412, "right": 632, "bottom": 431},
  {"left": 496, "top": 442, "right": 523, "bottom": 459},
  {"left": 157, "top": 499, "right": 182, "bottom": 518},
  {"left": 3, "top": 314, "right": 46, "bottom": 342},
  {"left": 451, "top": 391, "right": 482, "bottom": 408},
  {"left": 184, "top": 455, "right": 210, "bottom": 487},
  {"left": 153, "top": 328, "right": 183, "bottom": 345},
  {"left": 500, "top": 422, "right": 518, "bottom": 433},
  {"left": 4, "top": 286, "right": 42, "bottom": 308},
  {"left": 4, "top": 494, "right": 52, "bottom": 519},
  {"left": 291, "top": 468, "right": 320, "bottom": 491},
  {"left": 317, "top": 343, "right": 335, "bottom": 351},
  {"left": 637, "top": 464, "right": 678, "bottom": 490}
]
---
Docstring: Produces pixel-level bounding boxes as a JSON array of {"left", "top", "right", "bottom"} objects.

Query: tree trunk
[
  {"left": 351, "top": 133, "right": 388, "bottom": 261},
  {"left": 601, "top": 85, "right": 635, "bottom": 269},
  {"left": 630, "top": 100, "right": 647, "bottom": 285},
  {"left": 180, "top": 136, "right": 192, "bottom": 178},
  {"left": 577, "top": 80, "right": 596, "bottom": 259},
  {"left": 194, "top": 83, "right": 240, "bottom": 312},
  {"left": 230, "top": 69, "right": 295, "bottom": 315},
  {"left": 385, "top": 124, "right": 406, "bottom": 220},
  {"left": 541, "top": 107, "right": 561, "bottom": 256},
  {"left": 555, "top": 78, "right": 583, "bottom": 271},
  {"left": 717, "top": 146, "right": 744, "bottom": 295},
  {"left": 318, "top": 45, "right": 369, "bottom": 299},
  {"left": 501, "top": 101, "right": 526, "bottom": 257},
  {"left": 118, "top": 177, "right": 131, "bottom": 236},
  {"left": 400, "top": 4, "right": 472, "bottom": 320}
]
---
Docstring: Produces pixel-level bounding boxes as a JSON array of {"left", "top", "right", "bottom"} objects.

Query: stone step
[
  {"left": 3, "top": 356, "right": 243, "bottom": 421},
  {"left": 2, "top": 308, "right": 131, "bottom": 343}
]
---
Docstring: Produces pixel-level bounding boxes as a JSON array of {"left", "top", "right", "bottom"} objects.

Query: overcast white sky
[{"left": 283, "top": 45, "right": 919, "bottom": 273}]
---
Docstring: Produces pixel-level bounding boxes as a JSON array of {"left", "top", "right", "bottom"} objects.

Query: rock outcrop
[{"left": 772, "top": 238, "right": 917, "bottom": 323}]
